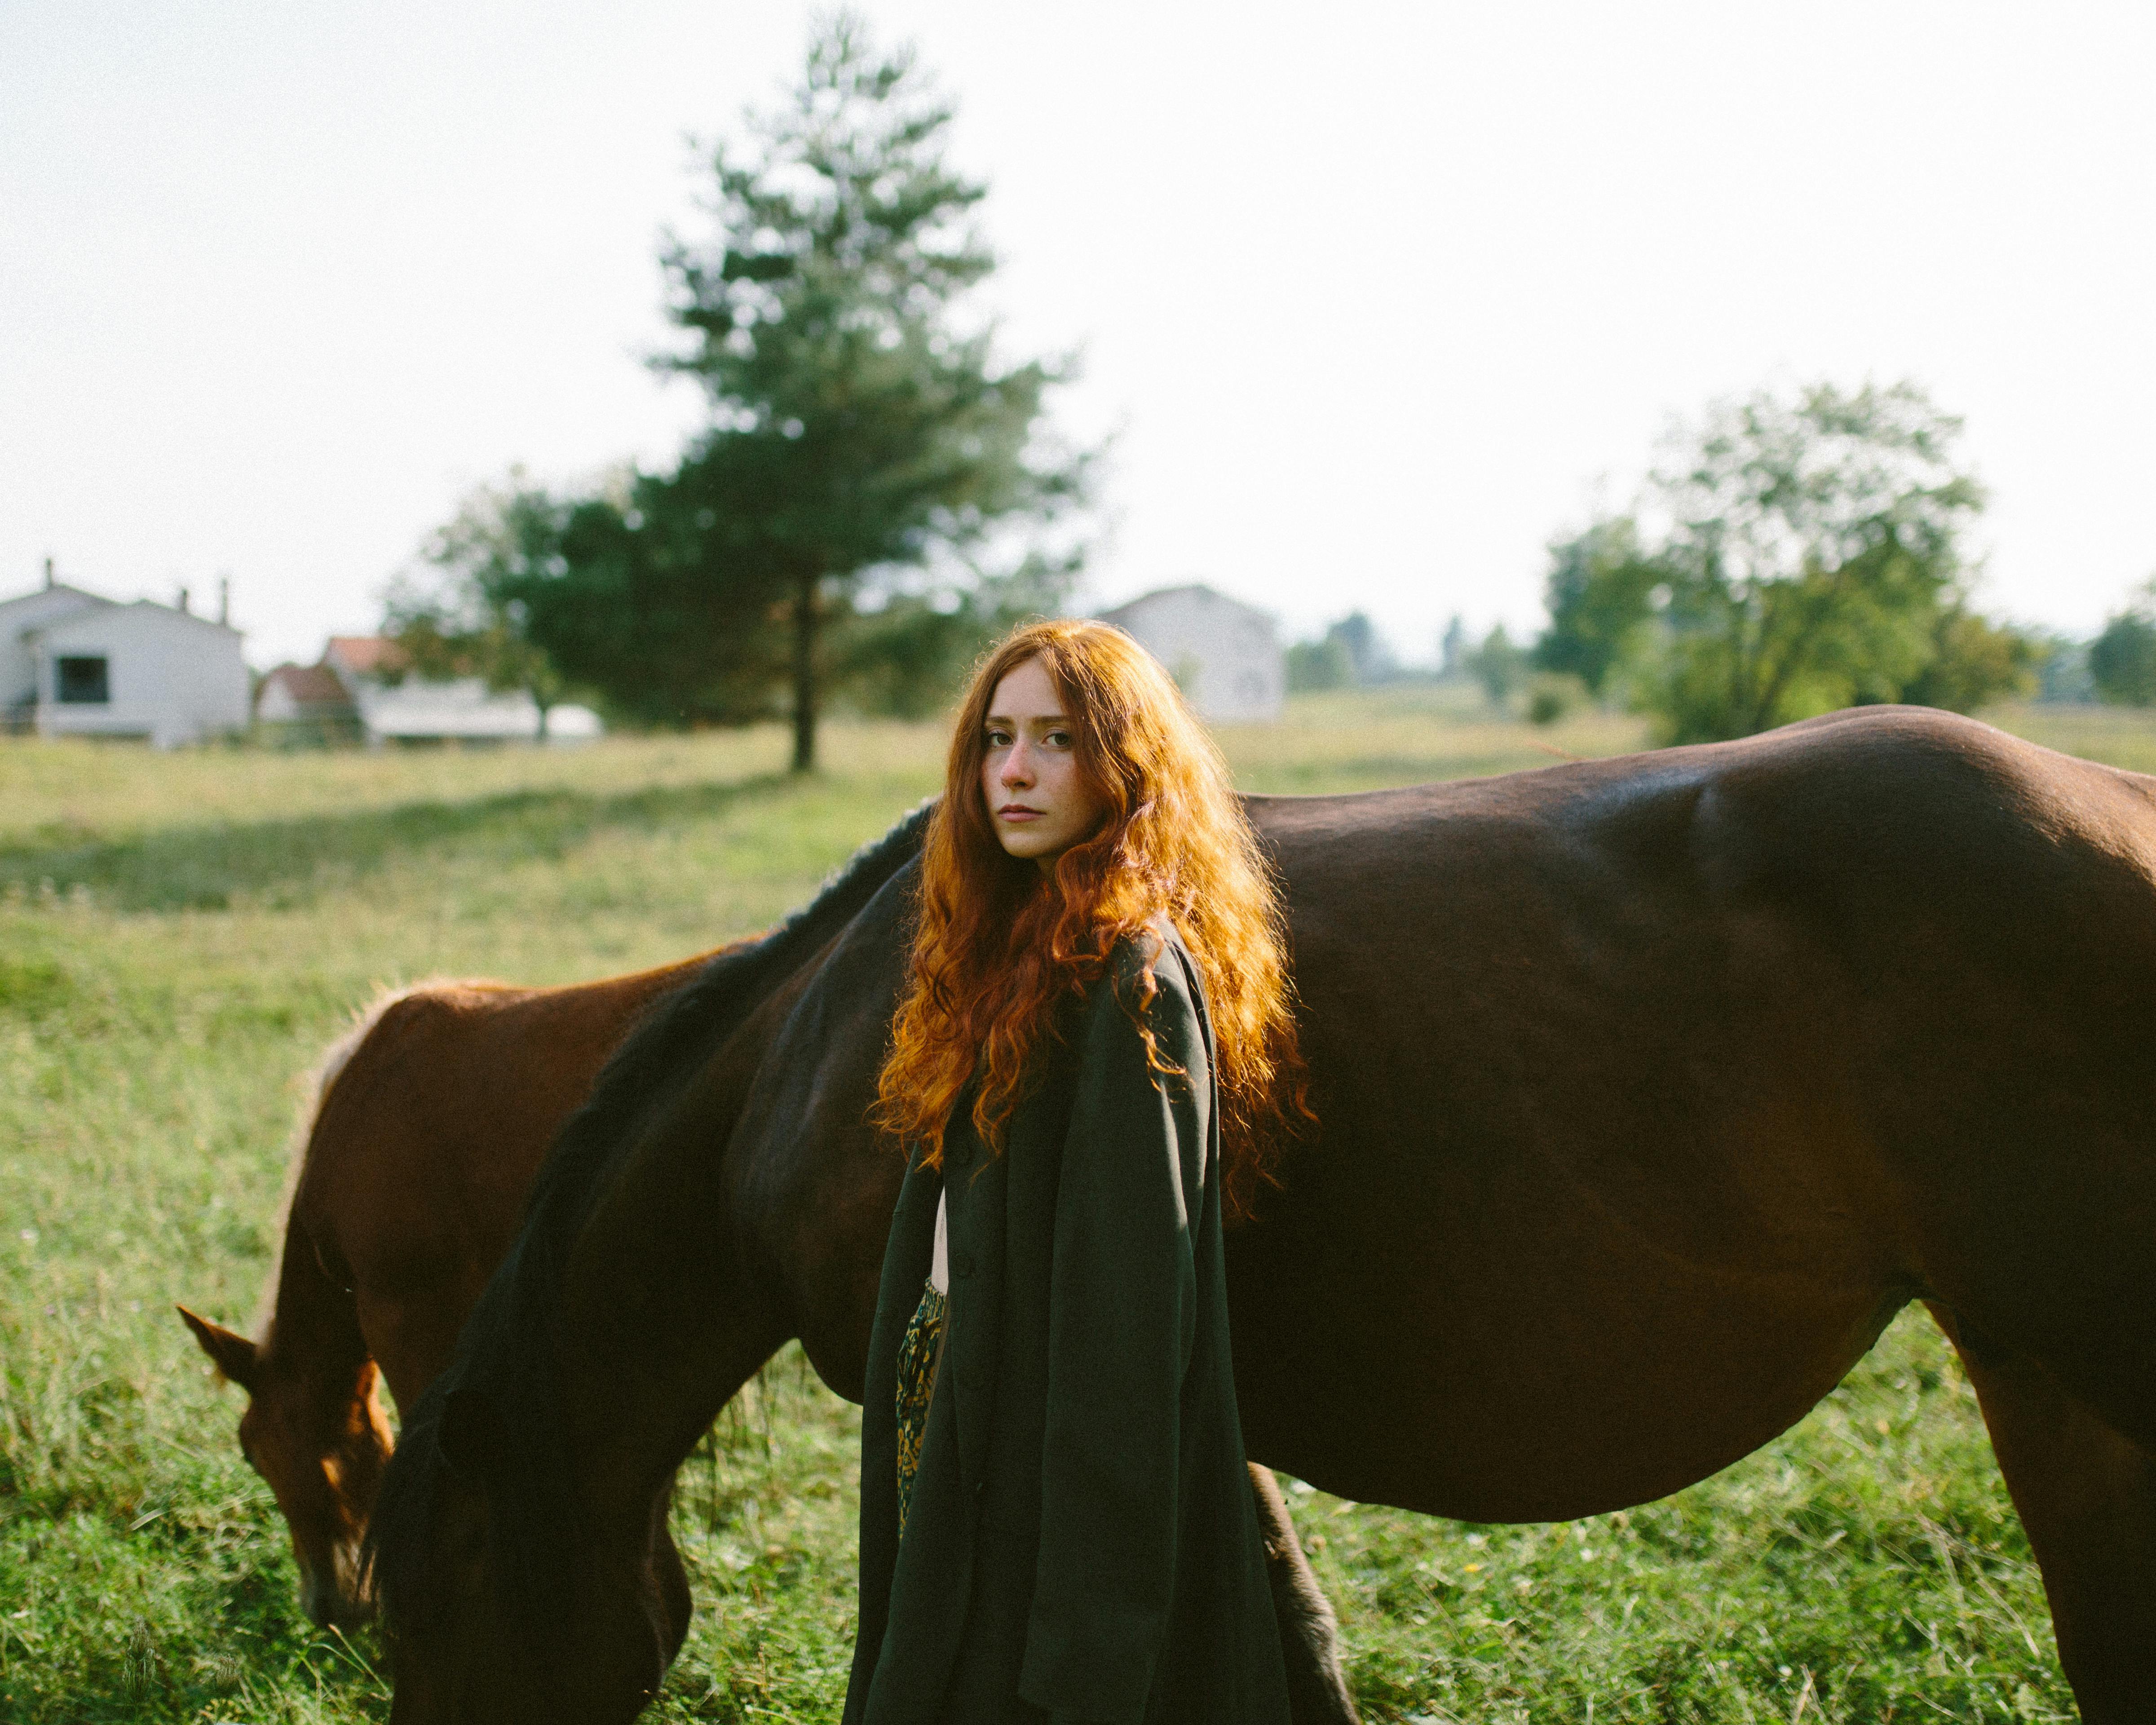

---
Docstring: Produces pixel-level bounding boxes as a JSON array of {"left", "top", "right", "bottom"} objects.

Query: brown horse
[
  {"left": 371, "top": 708, "right": 2156, "bottom": 1724},
  {"left": 177, "top": 953, "right": 713, "bottom": 1625}
]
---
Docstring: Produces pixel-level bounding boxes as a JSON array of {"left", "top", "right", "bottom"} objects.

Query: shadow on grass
[{"left": 0, "top": 774, "right": 793, "bottom": 912}]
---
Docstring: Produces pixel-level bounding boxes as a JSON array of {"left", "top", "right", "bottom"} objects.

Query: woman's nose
[{"left": 1001, "top": 743, "right": 1033, "bottom": 786}]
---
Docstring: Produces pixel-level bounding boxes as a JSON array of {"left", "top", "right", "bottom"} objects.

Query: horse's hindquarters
[{"left": 1233, "top": 713, "right": 2156, "bottom": 1524}]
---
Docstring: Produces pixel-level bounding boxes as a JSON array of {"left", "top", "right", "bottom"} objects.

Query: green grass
[
  {"left": 1980, "top": 699, "right": 2156, "bottom": 777},
  {"left": 3, "top": 693, "right": 2148, "bottom": 1722}
]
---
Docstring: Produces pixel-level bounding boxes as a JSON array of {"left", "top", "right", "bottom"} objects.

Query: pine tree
[{"left": 656, "top": 13, "right": 1086, "bottom": 769}]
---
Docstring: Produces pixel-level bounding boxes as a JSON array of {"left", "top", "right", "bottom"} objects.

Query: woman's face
[{"left": 981, "top": 656, "right": 1106, "bottom": 869}]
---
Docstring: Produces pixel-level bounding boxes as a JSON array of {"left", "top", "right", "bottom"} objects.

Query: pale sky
[{"left": 5, "top": 1, "right": 2153, "bottom": 672}]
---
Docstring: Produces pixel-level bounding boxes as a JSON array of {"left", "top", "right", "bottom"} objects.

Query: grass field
[{"left": 4, "top": 693, "right": 2149, "bottom": 1723}]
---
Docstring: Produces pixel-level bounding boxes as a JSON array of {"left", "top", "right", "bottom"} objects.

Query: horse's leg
[
  {"left": 1249, "top": 1463, "right": 1360, "bottom": 1725},
  {"left": 1931, "top": 1305, "right": 2156, "bottom": 1723}
]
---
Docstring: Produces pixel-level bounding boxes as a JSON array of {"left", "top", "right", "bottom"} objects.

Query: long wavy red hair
[{"left": 875, "top": 619, "right": 1307, "bottom": 1218}]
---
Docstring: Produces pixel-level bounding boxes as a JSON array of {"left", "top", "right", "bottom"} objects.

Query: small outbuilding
[
  {"left": 1096, "top": 584, "right": 1285, "bottom": 723},
  {"left": 1, "top": 564, "right": 249, "bottom": 748},
  {"left": 256, "top": 662, "right": 365, "bottom": 746},
  {"left": 302, "top": 635, "right": 601, "bottom": 746}
]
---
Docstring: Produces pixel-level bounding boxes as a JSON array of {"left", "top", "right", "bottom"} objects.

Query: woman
[{"left": 844, "top": 619, "right": 1309, "bottom": 1725}]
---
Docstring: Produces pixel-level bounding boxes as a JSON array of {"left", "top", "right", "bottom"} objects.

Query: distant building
[
  {"left": 321, "top": 636, "right": 407, "bottom": 686},
  {"left": 256, "top": 662, "right": 365, "bottom": 746},
  {"left": 1096, "top": 584, "right": 1285, "bottom": 723},
  {"left": 266, "top": 635, "right": 601, "bottom": 746},
  {"left": 1, "top": 563, "right": 249, "bottom": 748}
]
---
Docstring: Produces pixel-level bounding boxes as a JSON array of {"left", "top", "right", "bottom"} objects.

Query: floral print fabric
[{"left": 894, "top": 1278, "right": 946, "bottom": 1542}]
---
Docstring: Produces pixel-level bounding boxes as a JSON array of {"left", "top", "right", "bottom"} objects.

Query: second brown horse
[{"left": 178, "top": 954, "right": 713, "bottom": 1626}]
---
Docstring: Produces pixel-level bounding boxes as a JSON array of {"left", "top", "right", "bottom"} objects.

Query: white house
[
  {"left": 1096, "top": 584, "right": 1285, "bottom": 723},
  {"left": 1, "top": 565, "right": 249, "bottom": 748}
]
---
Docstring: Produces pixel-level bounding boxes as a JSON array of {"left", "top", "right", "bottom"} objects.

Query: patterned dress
[
  {"left": 894, "top": 1186, "right": 949, "bottom": 1541},
  {"left": 892, "top": 1276, "right": 945, "bottom": 1541}
]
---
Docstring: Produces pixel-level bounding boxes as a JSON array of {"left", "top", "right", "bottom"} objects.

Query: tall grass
[{"left": 2, "top": 694, "right": 2141, "bottom": 1721}]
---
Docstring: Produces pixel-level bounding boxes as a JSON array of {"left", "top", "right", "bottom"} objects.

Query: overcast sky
[{"left": 5, "top": 1, "right": 2153, "bottom": 670}]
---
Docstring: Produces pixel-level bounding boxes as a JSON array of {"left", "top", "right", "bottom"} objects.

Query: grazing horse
[
  {"left": 371, "top": 708, "right": 2156, "bottom": 1725},
  {"left": 177, "top": 953, "right": 714, "bottom": 1625}
]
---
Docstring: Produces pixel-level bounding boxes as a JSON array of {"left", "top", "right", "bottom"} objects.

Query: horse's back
[{"left": 289, "top": 956, "right": 713, "bottom": 1403}]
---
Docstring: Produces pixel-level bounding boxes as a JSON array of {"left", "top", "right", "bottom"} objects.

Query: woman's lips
[{"left": 998, "top": 805, "right": 1043, "bottom": 821}]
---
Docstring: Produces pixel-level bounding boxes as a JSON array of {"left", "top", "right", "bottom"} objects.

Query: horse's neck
[
  {"left": 555, "top": 964, "right": 815, "bottom": 1508},
  {"left": 263, "top": 1197, "right": 369, "bottom": 1395}
]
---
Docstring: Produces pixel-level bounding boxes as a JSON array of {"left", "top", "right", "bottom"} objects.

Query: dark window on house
[{"left": 57, "top": 656, "right": 110, "bottom": 704}]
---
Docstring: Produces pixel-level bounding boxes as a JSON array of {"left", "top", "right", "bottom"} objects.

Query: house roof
[
  {"left": 1097, "top": 583, "right": 1272, "bottom": 625},
  {"left": 0, "top": 582, "right": 114, "bottom": 636},
  {"left": 260, "top": 663, "right": 355, "bottom": 709},
  {"left": 324, "top": 636, "right": 409, "bottom": 676},
  {"left": 31, "top": 597, "right": 243, "bottom": 643}
]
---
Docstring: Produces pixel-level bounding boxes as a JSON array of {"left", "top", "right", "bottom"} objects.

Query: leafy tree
[
  {"left": 1647, "top": 381, "right": 1988, "bottom": 742},
  {"left": 1288, "top": 611, "right": 1393, "bottom": 692},
  {"left": 1533, "top": 518, "right": 1663, "bottom": 697},
  {"left": 648, "top": 13, "right": 1087, "bottom": 768},
  {"left": 1467, "top": 624, "right": 1527, "bottom": 707},
  {"left": 502, "top": 474, "right": 795, "bottom": 729},
  {"left": 383, "top": 471, "right": 576, "bottom": 736},
  {"left": 1525, "top": 673, "right": 1588, "bottom": 726},
  {"left": 2090, "top": 580, "right": 2156, "bottom": 706},
  {"left": 1539, "top": 381, "right": 2028, "bottom": 743},
  {"left": 1898, "top": 604, "right": 2039, "bottom": 712},
  {"left": 1285, "top": 636, "right": 1352, "bottom": 692}
]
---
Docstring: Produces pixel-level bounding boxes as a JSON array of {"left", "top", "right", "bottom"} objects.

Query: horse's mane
[{"left": 368, "top": 800, "right": 934, "bottom": 1648}]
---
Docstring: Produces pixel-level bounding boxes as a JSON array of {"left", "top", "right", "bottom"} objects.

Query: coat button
[{"left": 954, "top": 1251, "right": 975, "bottom": 1279}]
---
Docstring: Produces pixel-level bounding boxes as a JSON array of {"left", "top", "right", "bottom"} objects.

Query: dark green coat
[{"left": 843, "top": 931, "right": 1291, "bottom": 1725}]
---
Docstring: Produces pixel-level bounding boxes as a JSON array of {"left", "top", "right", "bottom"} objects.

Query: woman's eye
[
  {"left": 1044, "top": 730, "right": 1071, "bottom": 748},
  {"left": 985, "top": 728, "right": 1012, "bottom": 747}
]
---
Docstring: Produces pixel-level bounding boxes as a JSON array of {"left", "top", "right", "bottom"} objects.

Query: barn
[
  {"left": 1096, "top": 584, "right": 1285, "bottom": 723},
  {"left": 1, "top": 564, "right": 250, "bottom": 748}
]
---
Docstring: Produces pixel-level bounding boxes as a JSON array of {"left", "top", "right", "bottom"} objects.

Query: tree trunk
[{"left": 791, "top": 569, "right": 820, "bottom": 774}]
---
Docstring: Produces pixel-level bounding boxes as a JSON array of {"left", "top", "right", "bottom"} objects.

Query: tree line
[
  {"left": 1291, "top": 379, "right": 2156, "bottom": 739},
  {"left": 385, "top": 14, "right": 1088, "bottom": 770},
  {"left": 2088, "top": 586, "right": 2156, "bottom": 705}
]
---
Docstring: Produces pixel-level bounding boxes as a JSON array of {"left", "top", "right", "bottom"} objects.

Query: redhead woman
[{"left": 843, "top": 619, "right": 1309, "bottom": 1725}]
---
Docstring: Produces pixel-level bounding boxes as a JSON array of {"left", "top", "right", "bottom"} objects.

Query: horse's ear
[
  {"left": 437, "top": 1384, "right": 504, "bottom": 1478},
  {"left": 177, "top": 1305, "right": 259, "bottom": 1390}
]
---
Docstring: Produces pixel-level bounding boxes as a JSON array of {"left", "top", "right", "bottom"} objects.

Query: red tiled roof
[{"left": 323, "top": 635, "right": 409, "bottom": 675}]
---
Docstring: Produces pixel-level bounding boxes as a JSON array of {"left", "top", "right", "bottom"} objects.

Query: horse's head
[
  {"left": 372, "top": 1376, "right": 692, "bottom": 1725},
  {"left": 179, "top": 1304, "right": 390, "bottom": 1628}
]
